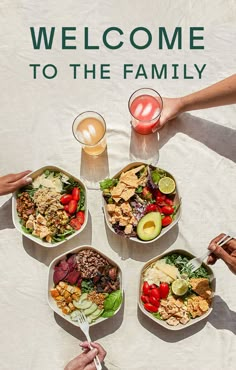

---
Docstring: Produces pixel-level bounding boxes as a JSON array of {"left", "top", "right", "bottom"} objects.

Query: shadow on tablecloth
[
  {"left": 0, "top": 198, "right": 14, "bottom": 230},
  {"left": 22, "top": 211, "right": 93, "bottom": 266},
  {"left": 80, "top": 147, "right": 109, "bottom": 189},
  {"left": 137, "top": 295, "right": 236, "bottom": 341},
  {"left": 159, "top": 113, "right": 236, "bottom": 163},
  {"left": 54, "top": 292, "right": 125, "bottom": 342},
  {"left": 105, "top": 222, "right": 179, "bottom": 261}
]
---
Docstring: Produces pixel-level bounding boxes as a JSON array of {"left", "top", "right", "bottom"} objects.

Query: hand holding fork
[{"left": 76, "top": 310, "right": 103, "bottom": 370}]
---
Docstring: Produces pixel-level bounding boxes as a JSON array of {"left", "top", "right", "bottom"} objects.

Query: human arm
[
  {"left": 159, "top": 74, "right": 236, "bottom": 127},
  {"left": 0, "top": 170, "right": 32, "bottom": 195},
  {"left": 207, "top": 233, "right": 236, "bottom": 274},
  {"left": 65, "top": 342, "right": 106, "bottom": 370}
]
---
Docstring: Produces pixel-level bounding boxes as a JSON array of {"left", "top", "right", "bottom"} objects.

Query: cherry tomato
[
  {"left": 149, "top": 296, "right": 160, "bottom": 308},
  {"left": 64, "top": 204, "right": 69, "bottom": 212},
  {"left": 149, "top": 284, "right": 158, "bottom": 289},
  {"left": 70, "top": 218, "right": 82, "bottom": 230},
  {"left": 142, "top": 281, "right": 150, "bottom": 295},
  {"left": 165, "top": 198, "right": 173, "bottom": 206},
  {"left": 160, "top": 282, "right": 169, "bottom": 299},
  {"left": 141, "top": 295, "right": 149, "bottom": 304},
  {"left": 162, "top": 216, "right": 172, "bottom": 227},
  {"left": 146, "top": 204, "right": 158, "bottom": 213},
  {"left": 144, "top": 303, "right": 159, "bottom": 313},
  {"left": 162, "top": 205, "right": 174, "bottom": 215},
  {"left": 142, "top": 187, "right": 152, "bottom": 200},
  {"left": 149, "top": 287, "right": 161, "bottom": 300},
  {"left": 68, "top": 199, "right": 78, "bottom": 214},
  {"left": 76, "top": 211, "right": 85, "bottom": 225},
  {"left": 157, "top": 190, "right": 166, "bottom": 200},
  {"left": 60, "top": 194, "right": 73, "bottom": 205},
  {"left": 72, "top": 187, "right": 80, "bottom": 201}
]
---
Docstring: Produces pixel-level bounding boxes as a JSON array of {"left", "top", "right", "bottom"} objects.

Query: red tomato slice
[
  {"left": 76, "top": 211, "right": 85, "bottom": 225},
  {"left": 70, "top": 218, "right": 82, "bottom": 230},
  {"left": 160, "top": 283, "right": 169, "bottom": 299},
  {"left": 68, "top": 200, "right": 78, "bottom": 214},
  {"left": 141, "top": 295, "right": 149, "bottom": 304},
  {"left": 144, "top": 303, "right": 159, "bottom": 313},
  {"left": 149, "top": 287, "right": 161, "bottom": 300},
  {"left": 60, "top": 194, "right": 73, "bottom": 205},
  {"left": 64, "top": 204, "right": 69, "bottom": 212},
  {"left": 72, "top": 187, "right": 80, "bottom": 201},
  {"left": 142, "top": 281, "right": 150, "bottom": 295}
]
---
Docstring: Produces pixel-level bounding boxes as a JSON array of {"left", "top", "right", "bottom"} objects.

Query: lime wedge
[
  {"left": 159, "top": 177, "right": 176, "bottom": 194},
  {"left": 171, "top": 279, "right": 189, "bottom": 296}
]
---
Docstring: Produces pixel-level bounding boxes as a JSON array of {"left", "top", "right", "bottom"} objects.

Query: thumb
[
  {"left": 81, "top": 348, "right": 98, "bottom": 366},
  {"left": 208, "top": 242, "right": 232, "bottom": 265},
  {"left": 12, "top": 176, "right": 32, "bottom": 190}
]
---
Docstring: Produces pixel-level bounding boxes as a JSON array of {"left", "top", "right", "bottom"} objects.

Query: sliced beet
[
  {"left": 59, "top": 259, "right": 69, "bottom": 271},
  {"left": 53, "top": 268, "right": 69, "bottom": 285},
  {"left": 65, "top": 270, "right": 80, "bottom": 285}
]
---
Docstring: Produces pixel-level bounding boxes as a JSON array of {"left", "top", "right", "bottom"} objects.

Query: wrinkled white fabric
[{"left": 0, "top": 1, "right": 236, "bottom": 370}]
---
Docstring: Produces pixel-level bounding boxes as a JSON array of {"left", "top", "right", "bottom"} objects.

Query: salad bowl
[
  {"left": 138, "top": 249, "right": 215, "bottom": 330},
  {"left": 101, "top": 162, "right": 181, "bottom": 244},
  {"left": 48, "top": 245, "right": 123, "bottom": 327},
  {"left": 12, "top": 165, "right": 88, "bottom": 248}
]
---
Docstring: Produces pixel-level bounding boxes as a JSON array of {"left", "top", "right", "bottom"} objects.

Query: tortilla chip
[
  {"left": 121, "top": 188, "right": 135, "bottom": 201},
  {"left": 111, "top": 182, "right": 126, "bottom": 197}
]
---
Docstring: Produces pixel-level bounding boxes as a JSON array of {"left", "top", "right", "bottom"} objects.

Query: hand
[
  {"left": 159, "top": 97, "right": 184, "bottom": 128},
  {"left": 0, "top": 171, "right": 32, "bottom": 196},
  {"left": 65, "top": 342, "right": 106, "bottom": 370},
  {"left": 207, "top": 233, "right": 236, "bottom": 274}
]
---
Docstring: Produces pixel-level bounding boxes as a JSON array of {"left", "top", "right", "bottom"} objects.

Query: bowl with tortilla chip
[
  {"left": 139, "top": 249, "right": 215, "bottom": 330},
  {"left": 100, "top": 162, "right": 181, "bottom": 243}
]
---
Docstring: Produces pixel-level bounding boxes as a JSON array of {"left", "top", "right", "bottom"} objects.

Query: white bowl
[
  {"left": 138, "top": 249, "right": 215, "bottom": 330},
  {"left": 48, "top": 245, "right": 123, "bottom": 327},
  {"left": 102, "top": 162, "right": 181, "bottom": 244},
  {"left": 12, "top": 165, "right": 88, "bottom": 248}
]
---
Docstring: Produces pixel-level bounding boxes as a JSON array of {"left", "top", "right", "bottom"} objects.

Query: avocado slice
[
  {"left": 137, "top": 212, "right": 162, "bottom": 241},
  {"left": 73, "top": 299, "right": 92, "bottom": 310},
  {"left": 83, "top": 303, "right": 98, "bottom": 316}
]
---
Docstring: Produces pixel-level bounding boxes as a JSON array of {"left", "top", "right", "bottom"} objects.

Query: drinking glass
[
  {"left": 72, "top": 111, "right": 107, "bottom": 156},
  {"left": 128, "top": 88, "right": 163, "bottom": 135}
]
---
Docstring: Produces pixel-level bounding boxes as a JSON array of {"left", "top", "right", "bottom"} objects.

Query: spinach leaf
[{"left": 102, "top": 290, "right": 122, "bottom": 317}]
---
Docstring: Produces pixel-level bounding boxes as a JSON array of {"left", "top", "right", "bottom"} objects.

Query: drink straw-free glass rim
[
  {"left": 72, "top": 110, "right": 106, "bottom": 147},
  {"left": 128, "top": 88, "right": 163, "bottom": 122}
]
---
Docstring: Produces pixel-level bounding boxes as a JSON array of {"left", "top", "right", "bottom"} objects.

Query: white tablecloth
[{"left": 0, "top": 1, "right": 236, "bottom": 369}]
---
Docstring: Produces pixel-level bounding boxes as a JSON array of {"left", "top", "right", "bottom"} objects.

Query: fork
[
  {"left": 76, "top": 310, "right": 102, "bottom": 370},
  {"left": 186, "top": 234, "right": 234, "bottom": 273}
]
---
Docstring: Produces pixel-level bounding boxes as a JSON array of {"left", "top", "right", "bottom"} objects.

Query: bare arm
[
  {"left": 181, "top": 74, "right": 236, "bottom": 111},
  {"left": 159, "top": 74, "right": 236, "bottom": 127}
]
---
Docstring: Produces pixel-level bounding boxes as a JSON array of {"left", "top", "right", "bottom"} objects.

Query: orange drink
[{"left": 72, "top": 111, "right": 107, "bottom": 155}]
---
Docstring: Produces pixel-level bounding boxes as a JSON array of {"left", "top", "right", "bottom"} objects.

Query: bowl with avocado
[
  {"left": 48, "top": 245, "right": 123, "bottom": 327},
  {"left": 100, "top": 162, "right": 181, "bottom": 244}
]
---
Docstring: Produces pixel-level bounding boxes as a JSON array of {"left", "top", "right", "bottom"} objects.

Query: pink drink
[{"left": 129, "top": 89, "right": 162, "bottom": 135}]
